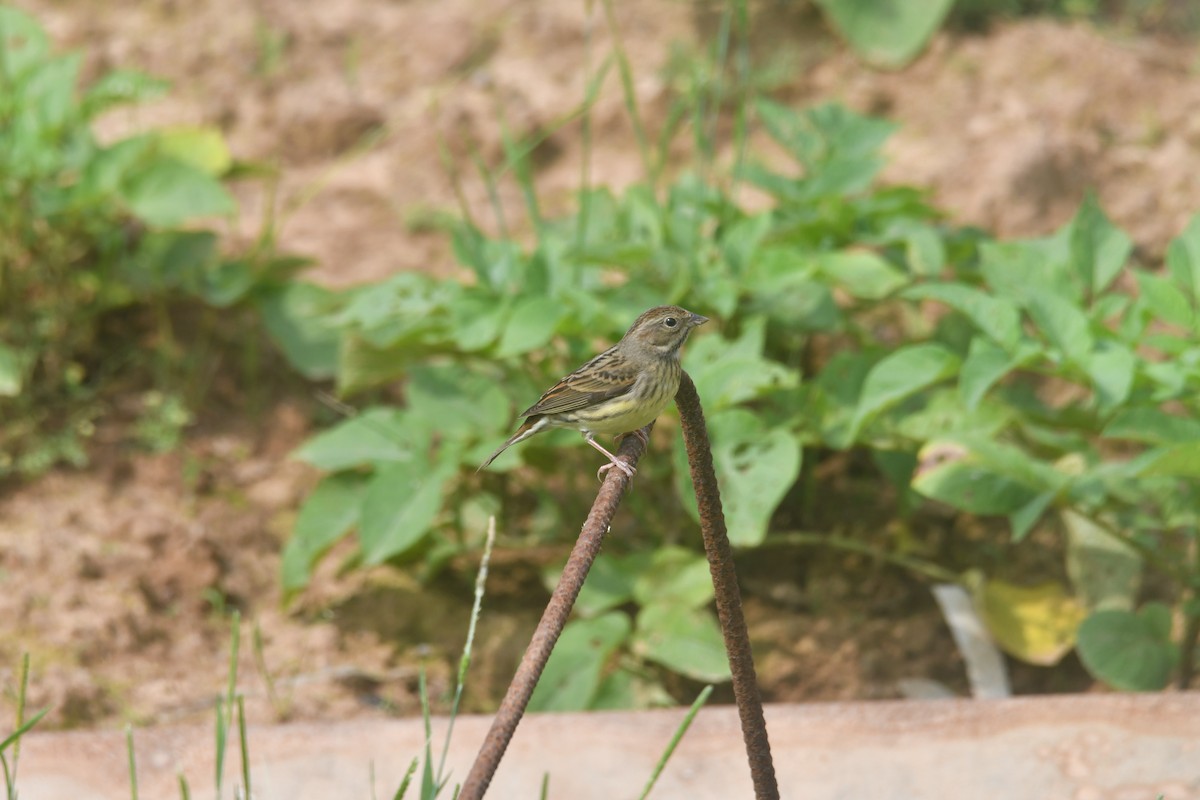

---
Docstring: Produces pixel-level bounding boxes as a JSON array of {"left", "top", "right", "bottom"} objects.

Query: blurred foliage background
[{"left": 4, "top": 0, "right": 1200, "bottom": 713}]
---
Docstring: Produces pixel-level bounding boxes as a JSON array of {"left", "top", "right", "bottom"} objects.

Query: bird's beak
[{"left": 689, "top": 313, "right": 709, "bottom": 327}]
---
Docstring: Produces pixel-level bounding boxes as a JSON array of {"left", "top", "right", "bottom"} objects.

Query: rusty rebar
[
  {"left": 676, "top": 371, "right": 780, "bottom": 800},
  {"left": 459, "top": 426, "right": 650, "bottom": 799}
]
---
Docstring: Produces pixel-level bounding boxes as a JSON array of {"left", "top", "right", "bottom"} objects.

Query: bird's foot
[{"left": 597, "top": 457, "right": 636, "bottom": 481}]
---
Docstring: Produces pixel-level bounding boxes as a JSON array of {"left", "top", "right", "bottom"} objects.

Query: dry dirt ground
[{"left": 4, "top": 0, "right": 1200, "bottom": 730}]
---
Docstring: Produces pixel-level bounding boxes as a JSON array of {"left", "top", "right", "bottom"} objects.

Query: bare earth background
[{"left": 4, "top": 0, "right": 1200, "bottom": 729}]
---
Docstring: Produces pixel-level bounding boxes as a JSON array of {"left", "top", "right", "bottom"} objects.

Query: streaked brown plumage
[{"left": 479, "top": 305, "right": 708, "bottom": 477}]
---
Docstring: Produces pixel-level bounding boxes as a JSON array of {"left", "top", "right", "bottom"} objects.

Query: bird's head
[{"left": 623, "top": 305, "right": 708, "bottom": 355}]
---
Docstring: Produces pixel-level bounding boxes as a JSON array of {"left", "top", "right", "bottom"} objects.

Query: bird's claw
[{"left": 597, "top": 458, "right": 636, "bottom": 481}]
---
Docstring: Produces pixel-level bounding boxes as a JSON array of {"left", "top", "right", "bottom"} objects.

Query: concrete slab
[{"left": 14, "top": 693, "right": 1200, "bottom": 799}]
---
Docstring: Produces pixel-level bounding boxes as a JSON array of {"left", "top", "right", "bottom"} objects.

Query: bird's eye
[{"left": 664, "top": 317, "right": 678, "bottom": 328}]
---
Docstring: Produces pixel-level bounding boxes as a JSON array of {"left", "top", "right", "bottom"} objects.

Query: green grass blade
[
  {"left": 637, "top": 685, "right": 713, "bottom": 800},
  {"left": 600, "top": 0, "right": 654, "bottom": 185},
  {"left": 435, "top": 516, "right": 497, "bottom": 785},
  {"left": 126, "top": 724, "right": 139, "bottom": 800},
  {"left": 391, "top": 757, "right": 418, "bottom": 800},
  {"left": 237, "top": 695, "right": 251, "bottom": 799},
  {"left": 178, "top": 773, "right": 191, "bottom": 800}
]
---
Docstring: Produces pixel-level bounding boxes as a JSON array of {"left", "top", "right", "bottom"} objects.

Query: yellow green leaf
[{"left": 978, "top": 579, "right": 1084, "bottom": 666}]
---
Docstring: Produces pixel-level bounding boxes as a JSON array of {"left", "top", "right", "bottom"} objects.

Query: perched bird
[{"left": 479, "top": 305, "right": 708, "bottom": 478}]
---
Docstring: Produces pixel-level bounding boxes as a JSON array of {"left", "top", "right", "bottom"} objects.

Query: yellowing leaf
[{"left": 978, "top": 579, "right": 1084, "bottom": 666}]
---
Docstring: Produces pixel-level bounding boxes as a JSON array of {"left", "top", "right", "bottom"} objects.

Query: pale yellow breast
[{"left": 570, "top": 361, "right": 681, "bottom": 435}]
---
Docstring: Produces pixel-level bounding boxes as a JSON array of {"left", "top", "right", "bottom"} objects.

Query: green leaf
[
  {"left": 1069, "top": 194, "right": 1132, "bottom": 296},
  {"left": 293, "top": 408, "right": 430, "bottom": 471},
  {"left": 0, "top": 343, "right": 21, "bottom": 397},
  {"left": 1009, "top": 491, "right": 1056, "bottom": 542},
  {"left": 1026, "top": 292, "right": 1092, "bottom": 363},
  {"left": 631, "top": 547, "right": 714, "bottom": 610},
  {"left": 1165, "top": 213, "right": 1200, "bottom": 304},
  {"left": 0, "top": 7, "right": 50, "bottom": 77},
  {"left": 257, "top": 283, "right": 341, "bottom": 380},
  {"left": 903, "top": 283, "right": 1022, "bottom": 350},
  {"left": 905, "top": 225, "right": 946, "bottom": 277},
  {"left": 568, "top": 554, "right": 638, "bottom": 617},
  {"left": 495, "top": 295, "right": 564, "bottom": 358},
  {"left": 912, "top": 443, "right": 1040, "bottom": 515},
  {"left": 528, "top": 614, "right": 631, "bottom": 712},
  {"left": 405, "top": 364, "right": 510, "bottom": 444},
  {"left": 281, "top": 473, "right": 367, "bottom": 592},
  {"left": 706, "top": 411, "right": 802, "bottom": 546},
  {"left": 814, "top": 0, "right": 955, "bottom": 68},
  {"left": 1135, "top": 271, "right": 1194, "bottom": 329},
  {"left": 1084, "top": 342, "right": 1135, "bottom": 410},
  {"left": 1103, "top": 408, "right": 1200, "bottom": 444},
  {"left": 979, "top": 237, "right": 1076, "bottom": 304},
  {"left": 817, "top": 250, "right": 909, "bottom": 300},
  {"left": 1076, "top": 604, "right": 1178, "bottom": 691},
  {"left": 155, "top": 126, "right": 232, "bottom": 175},
  {"left": 1138, "top": 442, "right": 1200, "bottom": 478},
  {"left": 846, "top": 343, "right": 960, "bottom": 444},
  {"left": 359, "top": 459, "right": 455, "bottom": 565},
  {"left": 1062, "top": 510, "right": 1142, "bottom": 614},
  {"left": 633, "top": 605, "right": 731, "bottom": 683},
  {"left": 958, "top": 337, "right": 1037, "bottom": 410},
  {"left": 682, "top": 317, "right": 798, "bottom": 410},
  {"left": 121, "top": 157, "right": 236, "bottom": 225},
  {"left": 81, "top": 69, "right": 169, "bottom": 116}
]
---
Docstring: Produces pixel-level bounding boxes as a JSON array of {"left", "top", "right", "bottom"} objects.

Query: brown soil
[{"left": 4, "top": 1, "right": 1196, "bottom": 729}]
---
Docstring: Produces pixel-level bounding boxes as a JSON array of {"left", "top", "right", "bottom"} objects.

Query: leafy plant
[{"left": 0, "top": 6, "right": 302, "bottom": 477}]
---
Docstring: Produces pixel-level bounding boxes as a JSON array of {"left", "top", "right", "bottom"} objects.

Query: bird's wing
[{"left": 519, "top": 348, "right": 638, "bottom": 417}]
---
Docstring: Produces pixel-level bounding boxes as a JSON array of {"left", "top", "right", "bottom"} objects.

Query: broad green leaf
[
  {"left": 359, "top": 459, "right": 455, "bottom": 565},
  {"left": 591, "top": 669, "right": 673, "bottom": 710},
  {"left": 1076, "top": 605, "right": 1178, "bottom": 691},
  {"left": 631, "top": 547, "right": 714, "bottom": 610},
  {"left": 281, "top": 473, "right": 367, "bottom": 592},
  {"left": 958, "top": 337, "right": 1038, "bottom": 410},
  {"left": 905, "top": 225, "right": 946, "bottom": 277},
  {"left": 817, "top": 250, "right": 909, "bottom": 300},
  {"left": 1103, "top": 408, "right": 1200, "bottom": 444},
  {"left": 979, "top": 237, "right": 1076, "bottom": 304},
  {"left": 257, "top": 282, "right": 341, "bottom": 379},
  {"left": 1085, "top": 342, "right": 1135, "bottom": 410},
  {"left": 903, "top": 283, "right": 1022, "bottom": 350},
  {"left": 892, "top": 388, "right": 1012, "bottom": 442},
  {"left": 979, "top": 579, "right": 1084, "bottom": 666},
  {"left": 562, "top": 553, "right": 638, "bottom": 617},
  {"left": 1062, "top": 510, "right": 1141, "bottom": 613},
  {"left": 1026, "top": 292, "right": 1092, "bottom": 363},
  {"left": 495, "top": 295, "right": 563, "bottom": 358},
  {"left": 155, "top": 126, "right": 232, "bottom": 175},
  {"left": 1069, "top": 195, "right": 1132, "bottom": 296},
  {"left": 683, "top": 317, "right": 798, "bottom": 410},
  {"left": 706, "top": 411, "right": 802, "bottom": 546},
  {"left": 1138, "top": 442, "right": 1200, "bottom": 478},
  {"left": 0, "top": 7, "right": 50, "bottom": 76},
  {"left": 633, "top": 605, "right": 730, "bottom": 683},
  {"left": 450, "top": 292, "right": 511, "bottom": 352},
  {"left": 1166, "top": 213, "right": 1200, "bottom": 304},
  {"left": 814, "top": 0, "right": 955, "bottom": 68},
  {"left": 0, "top": 343, "right": 21, "bottom": 397},
  {"left": 912, "top": 442, "right": 1040, "bottom": 515},
  {"left": 1135, "top": 271, "right": 1193, "bottom": 329},
  {"left": 846, "top": 343, "right": 959, "bottom": 444},
  {"left": 121, "top": 158, "right": 235, "bottom": 225},
  {"left": 405, "top": 364, "right": 510, "bottom": 443},
  {"left": 293, "top": 408, "right": 430, "bottom": 471},
  {"left": 528, "top": 614, "right": 630, "bottom": 712}
]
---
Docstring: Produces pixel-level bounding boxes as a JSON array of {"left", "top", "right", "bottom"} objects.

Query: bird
[{"left": 479, "top": 305, "right": 709, "bottom": 478}]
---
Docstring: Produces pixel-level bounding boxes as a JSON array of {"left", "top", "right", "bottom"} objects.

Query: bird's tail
[{"left": 477, "top": 419, "right": 540, "bottom": 472}]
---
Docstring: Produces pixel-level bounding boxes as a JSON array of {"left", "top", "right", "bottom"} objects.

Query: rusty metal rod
[
  {"left": 676, "top": 371, "right": 780, "bottom": 800},
  {"left": 459, "top": 426, "right": 650, "bottom": 799}
]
